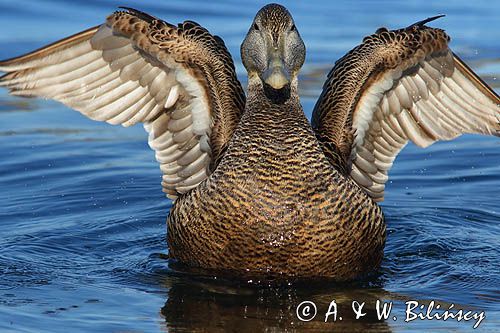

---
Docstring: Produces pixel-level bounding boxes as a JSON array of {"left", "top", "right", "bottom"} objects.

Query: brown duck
[{"left": 0, "top": 4, "right": 498, "bottom": 280}]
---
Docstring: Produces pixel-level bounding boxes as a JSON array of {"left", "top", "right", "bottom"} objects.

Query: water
[{"left": 0, "top": 0, "right": 498, "bottom": 332}]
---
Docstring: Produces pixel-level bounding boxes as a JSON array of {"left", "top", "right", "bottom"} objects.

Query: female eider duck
[{"left": 0, "top": 4, "right": 498, "bottom": 280}]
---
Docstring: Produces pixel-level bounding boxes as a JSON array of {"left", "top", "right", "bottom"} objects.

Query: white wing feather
[
  {"left": 351, "top": 50, "right": 499, "bottom": 201},
  {"left": 0, "top": 23, "right": 215, "bottom": 199}
]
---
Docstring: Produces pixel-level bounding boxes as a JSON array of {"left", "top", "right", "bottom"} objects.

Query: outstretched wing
[
  {"left": 312, "top": 17, "right": 500, "bottom": 201},
  {"left": 0, "top": 8, "right": 245, "bottom": 199}
]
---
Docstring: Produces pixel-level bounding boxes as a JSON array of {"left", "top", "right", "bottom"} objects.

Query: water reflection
[{"left": 159, "top": 271, "right": 393, "bottom": 332}]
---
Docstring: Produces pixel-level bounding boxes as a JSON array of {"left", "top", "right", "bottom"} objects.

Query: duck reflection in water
[{"left": 159, "top": 272, "right": 394, "bottom": 333}]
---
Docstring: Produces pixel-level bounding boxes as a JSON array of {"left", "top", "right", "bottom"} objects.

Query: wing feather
[
  {"left": 0, "top": 9, "right": 245, "bottom": 199},
  {"left": 313, "top": 22, "right": 499, "bottom": 201}
]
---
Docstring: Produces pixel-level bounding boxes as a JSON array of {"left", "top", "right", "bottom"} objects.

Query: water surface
[{"left": 0, "top": 0, "right": 499, "bottom": 332}]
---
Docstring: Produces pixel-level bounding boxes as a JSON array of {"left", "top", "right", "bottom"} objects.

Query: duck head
[{"left": 241, "top": 4, "right": 305, "bottom": 103}]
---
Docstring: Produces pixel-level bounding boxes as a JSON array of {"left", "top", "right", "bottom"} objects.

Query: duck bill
[{"left": 262, "top": 50, "right": 290, "bottom": 90}]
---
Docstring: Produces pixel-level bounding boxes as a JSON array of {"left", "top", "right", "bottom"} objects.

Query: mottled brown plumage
[
  {"left": 168, "top": 80, "right": 385, "bottom": 279},
  {"left": 0, "top": 4, "right": 498, "bottom": 280}
]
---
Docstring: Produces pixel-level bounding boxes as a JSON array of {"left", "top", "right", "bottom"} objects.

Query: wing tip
[
  {"left": 118, "top": 6, "right": 158, "bottom": 23},
  {"left": 116, "top": 6, "right": 176, "bottom": 29},
  {"left": 452, "top": 52, "right": 500, "bottom": 103},
  {"left": 0, "top": 25, "right": 99, "bottom": 70},
  {"left": 409, "top": 14, "right": 446, "bottom": 28}
]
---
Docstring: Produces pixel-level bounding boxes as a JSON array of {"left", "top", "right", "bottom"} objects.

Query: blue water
[{"left": 0, "top": 1, "right": 498, "bottom": 332}]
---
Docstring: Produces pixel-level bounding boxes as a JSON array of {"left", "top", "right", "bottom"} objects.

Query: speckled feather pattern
[{"left": 168, "top": 82, "right": 386, "bottom": 280}]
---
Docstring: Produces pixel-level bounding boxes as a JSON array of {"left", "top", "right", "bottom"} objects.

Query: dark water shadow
[{"left": 156, "top": 264, "right": 395, "bottom": 333}]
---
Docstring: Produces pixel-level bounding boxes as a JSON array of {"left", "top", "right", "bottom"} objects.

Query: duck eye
[
  {"left": 290, "top": 24, "right": 296, "bottom": 32},
  {"left": 253, "top": 23, "right": 259, "bottom": 31}
]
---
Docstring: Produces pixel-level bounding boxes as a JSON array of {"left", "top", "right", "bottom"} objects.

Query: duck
[{"left": 0, "top": 4, "right": 498, "bottom": 280}]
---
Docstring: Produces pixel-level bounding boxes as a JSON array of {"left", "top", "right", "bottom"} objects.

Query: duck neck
[
  {"left": 221, "top": 75, "right": 322, "bottom": 163},
  {"left": 242, "top": 75, "right": 307, "bottom": 134},
  {"left": 211, "top": 75, "right": 334, "bottom": 185}
]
